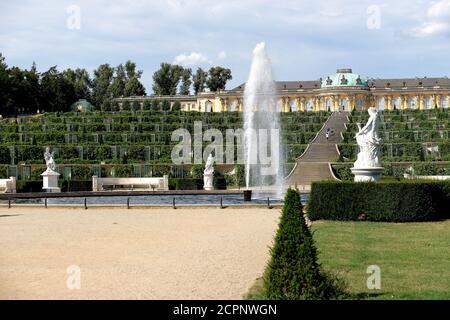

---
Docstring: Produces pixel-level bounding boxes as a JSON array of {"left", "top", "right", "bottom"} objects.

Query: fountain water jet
[{"left": 243, "top": 42, "right": 284, "bottom": 196}]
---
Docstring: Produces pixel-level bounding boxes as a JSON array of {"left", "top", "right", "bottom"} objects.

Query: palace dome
[{"left": 321, "top": 68, "right": 368, "bottom": 88}]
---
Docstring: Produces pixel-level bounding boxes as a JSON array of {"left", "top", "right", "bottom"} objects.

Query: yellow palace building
[{"left": 117, "top": 68, "right": 450, "bottom": 112}]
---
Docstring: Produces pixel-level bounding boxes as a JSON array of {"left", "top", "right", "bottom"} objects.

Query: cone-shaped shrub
[{"left": 263, "top": 188, "right": 343, "bottom": 300}]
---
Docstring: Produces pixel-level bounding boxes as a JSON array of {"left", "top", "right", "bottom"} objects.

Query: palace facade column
[
  {"left": 436, "top": 95, "right": 441, "bottom": 108},
  {"left": 401, "top": 95, "right": 407, "bottom": 110},
  {"left": 237, "top": 98, "right": 243, "bottom": 112},
  {"left": 351, "top": 95, "right": 356, "bottom": 111},
  {"left": 385, "top": 95, "right": 391, "bottom": 110},
  {"left": 284, "top": 97, "right": 290, "bottom": 112},
  {"left": 220, "top": 98, "right": 228, "bottom": 112}
]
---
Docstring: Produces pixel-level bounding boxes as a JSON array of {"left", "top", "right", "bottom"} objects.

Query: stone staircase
[{"left": 285, "top": 112, "right": 349, "bottom": 189}]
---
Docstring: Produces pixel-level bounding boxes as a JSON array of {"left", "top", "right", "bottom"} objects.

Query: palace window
[
  {"left": 442, "top": 96, "right": 449, "bottom": 109},
  {"left": 377, "top": 97, "right": 385, "bottom": 110},
  {"left": 306, "top": 99, "right": 313, "bottom": 111},
  {"left": 410, "top": 97, "right": 417, "bottom": 109},
  {"left": 425, "top": 96, "right": 432, "bottom": 109},
  {"left": 357, "top": 99, "right": 363, "bottom": 110},
  {"left": 289, "top": 99, "right": 298, "bottom": 112},
  {"left": 229, "top": 100, "right": 237, "bottom": 112}
]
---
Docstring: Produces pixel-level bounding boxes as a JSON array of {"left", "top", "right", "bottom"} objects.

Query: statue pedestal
[
  {"left": 41, "top": 169, "right": 61, "bottom": 193},
  {"left": 203, "top": 173, "right": 214, "bottom": 191},
  {"left": 351, "top": 167, "right": 384, "bottom": 182}
]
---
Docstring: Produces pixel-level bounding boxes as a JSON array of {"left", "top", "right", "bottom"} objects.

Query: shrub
[
  {"left": 191, "top": 164, "right": 204, "bottom": 179},
  {"left": 111, "top": 165, "right": 133, "bottom": 177},
  {"left": 16, "top": 180, "right": 42, "bottom": 192},
  {"left": 169, "top": 178, "right": 203, "bottom": 190},
  {"left": 172, "top": 101, "right": 181, "bottom": 112},
  {"left": 263, "top": 188, "right": 345, "bottom": 300},
  {"left": 308, "top": 181, "right": 450, "bottom": 222},
  {"left": 60, "top": 180, "right": 91, "bottom": 192}
]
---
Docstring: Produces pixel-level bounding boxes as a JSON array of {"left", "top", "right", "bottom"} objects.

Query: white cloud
[
  {"left": 217, "top": 50, "right": 226, "bottom": 59},
  {"left": 173, "top": 52, "right": 210, "bottom": 66},
  {"left": 410, "top": 0, "right": 450, "bottom": 37}
]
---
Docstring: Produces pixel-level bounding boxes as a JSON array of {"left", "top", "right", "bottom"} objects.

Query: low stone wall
[
  {"left": 403, "top": 173, "right": 450, "bottom": 180},
  {"left": 0, "top": 176, "right": 16, "bottom": 193},
  {"left": 92, "top": 175, "right": 169, "bottom": 191}
]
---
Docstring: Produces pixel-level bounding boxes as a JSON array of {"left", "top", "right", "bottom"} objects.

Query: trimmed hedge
[{"left": 308, "top": 181, "right": 450, "bottom": 222}]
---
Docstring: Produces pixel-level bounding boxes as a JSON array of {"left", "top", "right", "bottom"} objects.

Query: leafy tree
[
  {"left": 143, "top": 100, "right": 152, "bottom": 110},
  {"left": 107, "top": 64, "right": 126, "bottom": 98},
  {"left": 172, "top": 101, "right": 181, "bottom": 111},
  {"left": 206, "top": 66, "right": 232, "bottom": 92},
  {"left": 161, "top": 99, "right": 170, "bottom": 111},
  {"left": 124, "top": 76, "right": 146, "bottom": 96},
  {"left": 0, "top": 53, "right": 9, "bottom": 114},
  {"left": 179, "top": 68, "right": 192, "bottom": 95},
  {"left": 193, "top": 67, "right": 207, "bottom": 94},
  {"left": 40, "top": 66, "right": 76, "bottom": 112},
  {"left": 263, "top": 188, "right": 345, "bottom": 300},
  {"left": 151, "top": 99, "right": 160, "bottom": 111},
  {"left": 191, "top": 164, "right": 204, "bottom": 179},
  {"left": 152, "top": 63, "right": 183, "bottom": 95},
  {"left": 92, "top": 64, "right": 114, "bottom": 108},
  {"left": 62, "top": 67, "right": 92, "bottom": 101}
]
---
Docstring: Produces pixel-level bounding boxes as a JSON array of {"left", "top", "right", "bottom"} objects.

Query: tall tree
[
  {"left": 192, "top": 67, "right": 207, "bottom": 95},
  {"left": 92, "top": 64, "right": 114, "bottom": 109},
  {"left": 206, "top": 66, "right": 232, "bottom": 92},
  {"left": 62, "top": 68, "right": 92, "bottom": 101},
  {"left": 0, "top": 53, "right": 10, "bottom": 114},
  {"left": 40, "top": 66, "right": 76, "bottom": 112},
  {"left": 179, "top": 68, "right": 192, "bottom": 95},
  {"left": 124, "top": 76, "right": 146, "bottom": 96},
  {"left": 108, "top": 64, "right": 126, "bottom": 98},
  {"left": 123, "top": 60, "right": 146, "bottom": 96},
  {"left": 152, "top": 63, "right": 183, "bottom": 95}
]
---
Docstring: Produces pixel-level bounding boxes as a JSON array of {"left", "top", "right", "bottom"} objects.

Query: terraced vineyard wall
[
  {"left": 333, "top": 109, "right": 450, "bottom": 181},
  {"left": 0, "top": 111, "right": 330, "bottom": 190}
]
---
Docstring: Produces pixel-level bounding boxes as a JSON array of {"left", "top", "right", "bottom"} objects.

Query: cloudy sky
[{"left": 1, "top": 0, "right": 450, "bottom": 92}]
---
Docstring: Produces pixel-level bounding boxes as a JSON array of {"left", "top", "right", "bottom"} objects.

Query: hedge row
[
  {"left": 16, "top": 180, "right": 92, "bottom": 193},
  {"left": 307, "top": 181, "right": 450, "bottom": 222}
]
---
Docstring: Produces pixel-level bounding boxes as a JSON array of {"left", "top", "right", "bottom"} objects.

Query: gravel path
[{"left": 0, "top": 207, "right": 280, "bottom": 299}]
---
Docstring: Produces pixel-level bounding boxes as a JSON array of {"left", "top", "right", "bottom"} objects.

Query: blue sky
[{"left": 1, "top": 0, "right": 450, "bottom": 92}]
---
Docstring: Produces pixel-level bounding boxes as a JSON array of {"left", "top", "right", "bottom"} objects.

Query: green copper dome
[{"left": 321, "top": 68, "right": 368, "bottom": 88}]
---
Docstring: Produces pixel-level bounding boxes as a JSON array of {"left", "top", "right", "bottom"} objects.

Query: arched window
[
  {"left": 289, "top": 99, "right": 298, "bottom": 112},
  {"left": 409, "top": 97, "right": 417, "bottom": 110},
  {"left": 276, "top": 99, "right": 283, "bottom": 112},
  {"left": 442, "top": 96, "right": 449, "bottom": 109},
  {"left": 377, "top": 97, "right": 385, "bottom": 110},
  {"left": 326, "top": 98, "right": 333, "bottom": 111},
  {"left": 425, "top": 96, "right": 432, "bottom": 109},
  {"left": 229, "top": 100, "right": 237, "bottom": 112},
  {"left": 205, "top": 100, "right": 212, "bottom": 112},
  {"left": 356, "top": 98, "right": 363, "bottom": 110},
  {"left": 306, "top": 99, "right": 313, "bottom": 111},
  {"left": 393, "top": 97, "right": 401, "bottom": 110},
  {"left": 340, "top": 98, "right": 348, "bottom": 111}
]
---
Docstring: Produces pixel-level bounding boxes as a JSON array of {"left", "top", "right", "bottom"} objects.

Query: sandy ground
[{"left": 0, "top": 206, "right": 280, "bottom": 299}]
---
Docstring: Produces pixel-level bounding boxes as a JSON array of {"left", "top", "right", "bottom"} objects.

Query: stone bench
[
  {"left": 0, "top": 177, "right": 16, "bottom": 193},
  {"left": 92, "top": 175, "right": 169, "bottom": 191}
]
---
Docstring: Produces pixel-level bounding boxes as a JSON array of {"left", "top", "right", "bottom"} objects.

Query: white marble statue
[
  {"left": 354, "top": 107, "right": 382, "bottom": 168},
  {"left": 203, "top": 153, "right": 214, "bottom": 190},
  {"left": 44, "top": 147, "right": 57, "bottom": 172},
  {"left": 351, "top": 107, "right": 383, "bottom": 182}
]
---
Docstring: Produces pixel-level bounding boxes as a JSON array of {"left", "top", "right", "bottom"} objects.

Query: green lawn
[{"left": 247, "top": 220, "right": 450, "bottom": 300}]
